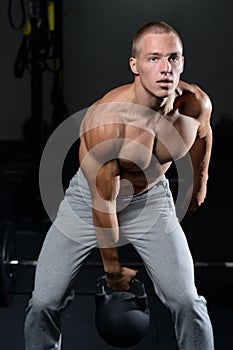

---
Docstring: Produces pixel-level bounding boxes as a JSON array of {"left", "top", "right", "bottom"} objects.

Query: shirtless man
[{"left": 24, "top": 21, "right": 215, "bottom": 349}]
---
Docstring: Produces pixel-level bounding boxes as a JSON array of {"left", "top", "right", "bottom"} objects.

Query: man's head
[{"left": 129, "top": 21, "right": 184, "bottom": 101}]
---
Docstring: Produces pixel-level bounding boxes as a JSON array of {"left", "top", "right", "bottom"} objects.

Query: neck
[
  {"left": 132, "top": 81, "right": 167, "bottom": 111},
  {"left": 131, "top": 81, "right": 176, "bottom": 115}
]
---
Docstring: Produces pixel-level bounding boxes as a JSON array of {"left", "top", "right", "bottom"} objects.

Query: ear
[{"left": 129, "top": 57, "right": 139, "bottom": 75}]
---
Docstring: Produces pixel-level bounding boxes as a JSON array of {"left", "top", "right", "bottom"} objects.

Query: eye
[
  {"left": 150, "top": 57, "right": 158, "bottom": 62},
  {"left": 169, "top": 55, "right": 180, "bottom": 63}
]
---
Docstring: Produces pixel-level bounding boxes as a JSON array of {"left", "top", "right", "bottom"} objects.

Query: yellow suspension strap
[{"left": 14, "top": 20, "right": 32, "bottom": 78}]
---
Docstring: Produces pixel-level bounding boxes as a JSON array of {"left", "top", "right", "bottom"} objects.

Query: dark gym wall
[{"left": 1, "top": 0, "right": 232, "bottom": 140}]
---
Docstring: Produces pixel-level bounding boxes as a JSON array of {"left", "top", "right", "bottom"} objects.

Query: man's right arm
[
  {"left": 79, "top": 124, "right": 137, "bottom": 290},
  {"left": 93, "top": 160, "right": 137, "bottom": 290}
]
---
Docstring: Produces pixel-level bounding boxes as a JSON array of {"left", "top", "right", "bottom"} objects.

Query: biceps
[
  {"left": 95, "top": 161, "right": 120, "bottom": 202},
  {"left": 79, "top": 134, "right": 120, "bottom": 208},
  {"left": 82, "top": 157, "right": 120, "bottom": 213}
]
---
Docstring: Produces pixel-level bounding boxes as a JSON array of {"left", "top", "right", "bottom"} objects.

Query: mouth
[{"left": 156, "top": 79, "right": 173, "bottom": 88}]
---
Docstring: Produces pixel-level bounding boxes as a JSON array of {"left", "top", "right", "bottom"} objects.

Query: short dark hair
[{"left": 131, "top": 21, "right": 183, "bottom": 58}]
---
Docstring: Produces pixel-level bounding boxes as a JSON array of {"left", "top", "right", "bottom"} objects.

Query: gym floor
[
  {"left": 1, "top": 229, "right": 233, "bottom": 350},
  {"left": 1, "top": 294, "right": 233, "bottom": 350}
]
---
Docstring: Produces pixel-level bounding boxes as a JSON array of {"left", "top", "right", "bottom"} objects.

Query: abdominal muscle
[{"left": 117, "top": 156, "right": 171, "bottom": 196}]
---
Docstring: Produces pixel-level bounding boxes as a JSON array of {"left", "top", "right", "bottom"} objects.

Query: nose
[{"left": 160, "top": 57, "right": 171, "bottom": 75}]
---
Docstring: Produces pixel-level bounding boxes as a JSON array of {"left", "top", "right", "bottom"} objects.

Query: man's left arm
[{"left": 188, "top": 95, "right": 213, "bottom": 211}]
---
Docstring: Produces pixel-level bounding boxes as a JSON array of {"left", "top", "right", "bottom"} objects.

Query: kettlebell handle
[
  {"left": 95, "top": 275, "right": 149, "bottom": 312},
  {"left": 96, "top": 275, "right": 146, "bottom": 296},
  {"left": 130, "top": 278, "right": 146, "bottom": 296},
  {"left": 96, "top": 275, "right": 107, "bottom": 295}
]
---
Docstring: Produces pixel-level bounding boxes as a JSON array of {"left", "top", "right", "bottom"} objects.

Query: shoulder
[
  {"left": 79, "top": 102, "right": 125, "bottom": 164},
  {"left": 80, "top": 83, "right": 135, "bottom": 142},
  {"left": 174, "top": 80, "right": 212, "bottom": 119}
]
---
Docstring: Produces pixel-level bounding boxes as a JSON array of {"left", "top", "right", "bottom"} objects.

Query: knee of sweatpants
[
  {"left": 27, "top": 288, "right": 75, "bottom": 316},
  {"left": 170, "top": 292, "right": 207, "bottom": 318}
]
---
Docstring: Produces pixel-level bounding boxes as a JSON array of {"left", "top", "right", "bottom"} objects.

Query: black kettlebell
[{"left": 95, "top": 276, "right": 150, "bottom": 348}]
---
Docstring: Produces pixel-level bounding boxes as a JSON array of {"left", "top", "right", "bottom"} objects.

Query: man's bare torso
[{"left": 80, "top": 81, "right": 202, "bottom": 195}]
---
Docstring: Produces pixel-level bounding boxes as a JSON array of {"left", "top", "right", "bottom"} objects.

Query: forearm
[
  {"left": 93, "top": 208, "right": 138, "bottom": 290},
  {"left": 187, "top": 127, "right": 212, "bottom": 210},
  {"left": 99, "top": 247, "right": 121, "bottom": 276},
  {"left": 93, "top": 209, "right": 121, "bottom": 275},
  {"left": 190, "top": 127, "right": 212, "bottom": 188}
]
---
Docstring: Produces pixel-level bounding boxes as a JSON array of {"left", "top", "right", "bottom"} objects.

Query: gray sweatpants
[{"left": 24, "top": 169, "right": 214, "bottom": 349}]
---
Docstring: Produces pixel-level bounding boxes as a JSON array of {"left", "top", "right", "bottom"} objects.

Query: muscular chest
[
  {"left": 118, "top": 132, "right": 155, "bottom": 170},
  {"left": 155, "top": 114, "right": 200, "bottom": 162},
  {"left": 117, "top": 115, "right": 200, "bottom": 170}
]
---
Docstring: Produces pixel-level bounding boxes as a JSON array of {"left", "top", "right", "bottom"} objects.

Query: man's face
[{"left": 130, "top": 33, "right": 184, "bottom": 99}]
